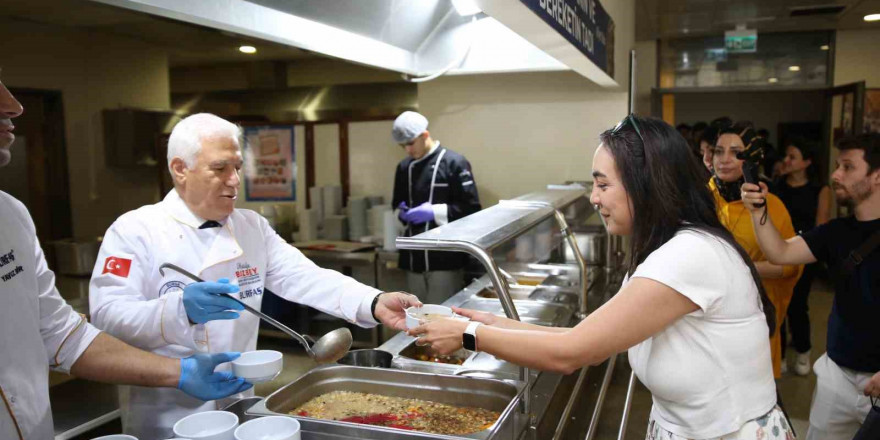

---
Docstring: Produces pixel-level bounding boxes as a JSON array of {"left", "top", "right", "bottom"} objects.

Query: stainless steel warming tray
[
  {"left": 248, "top": 364, "right": 527, "bottom": 440},
  {"left": 454, "top": 299, "right": 573, "bottom": 327}
]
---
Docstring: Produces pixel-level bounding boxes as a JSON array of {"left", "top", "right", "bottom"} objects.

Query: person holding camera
[
  {"left": 773, "top": 137, "right": 833, "bottom": 376},
  {"left": 709, "top": 121, "right": 803, "bottom": 378},
  {"left": 742, "top": 133, "right": 880, "bottom": 440}
]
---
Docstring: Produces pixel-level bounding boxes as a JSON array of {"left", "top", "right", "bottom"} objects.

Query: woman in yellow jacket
[{"left": 710, "top": 122, "right": 803, "bottom": 378}]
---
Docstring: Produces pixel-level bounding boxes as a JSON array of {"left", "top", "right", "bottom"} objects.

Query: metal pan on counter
[{"left": 246, "top": 364, "right": 527, "bottom": 440}]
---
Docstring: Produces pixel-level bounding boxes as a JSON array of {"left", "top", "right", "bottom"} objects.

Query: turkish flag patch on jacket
[{"left": 102, "top": 256, "right": 132, "bottom": 278}]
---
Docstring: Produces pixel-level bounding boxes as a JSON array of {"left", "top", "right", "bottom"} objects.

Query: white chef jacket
[
  {"left": 0, "top": 191, "right": 101, "bottom": 440},
  {"left": 89, "top": 189, "right": 381, "bottom": 439}
]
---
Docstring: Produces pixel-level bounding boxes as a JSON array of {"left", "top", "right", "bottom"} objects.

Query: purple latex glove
[
  {"left": 397, "top": 202, "right": 409, "bottom": 223},
  {"left": 401, "top": 202, "right": 434, "bottom": 224}
]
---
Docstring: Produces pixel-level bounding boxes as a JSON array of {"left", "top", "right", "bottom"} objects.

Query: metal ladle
[{"left": 158, "top": 262, "right": 352, "bottom": 364}]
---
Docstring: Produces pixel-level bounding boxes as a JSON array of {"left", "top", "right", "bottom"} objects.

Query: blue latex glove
[
  {"left": 178, "top": 352, "right": 253, "bottom": 401},
  {"left": 400, "top": 202, "right": 435, "bottom": 224},
  {"left": 397, "top": 201, "right": 409, "bottom": 223},
  {"left": 183, "top": 278, "right": 244, "bottom": 324}
]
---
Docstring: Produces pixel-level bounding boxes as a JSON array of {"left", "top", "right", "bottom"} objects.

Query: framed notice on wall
[
  {"left": 242, "top": 126, "right": 296, "bottom": 201},
  {"left": 866, "top": 89, "right": 880, "bottom": 134}
]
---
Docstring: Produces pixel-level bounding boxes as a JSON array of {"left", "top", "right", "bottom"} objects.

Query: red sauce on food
[{"left": 339, "top": 412, "right": 422, "bottom": 430}]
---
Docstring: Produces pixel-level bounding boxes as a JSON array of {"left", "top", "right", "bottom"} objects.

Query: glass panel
[{"left": 659, "top": 31, "right": 832, "bottom": 88}]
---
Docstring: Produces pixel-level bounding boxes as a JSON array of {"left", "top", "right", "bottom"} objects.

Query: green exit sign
[{"left": 725, "top": 29, "right": 757, "bottom": 53}]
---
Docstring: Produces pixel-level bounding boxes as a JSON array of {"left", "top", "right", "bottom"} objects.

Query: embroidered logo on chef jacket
[
  {"left": 102, "top": 256, "right": 133, "bottom": 278},
  {"left": 159, "top": 280, "right": 186, "bottom": 297},
  {"left": 0, "top": 248, "right": 23, "bottom": 283},
  {"left": 234, "top": 262, "right": 263, "bottom": 299}
]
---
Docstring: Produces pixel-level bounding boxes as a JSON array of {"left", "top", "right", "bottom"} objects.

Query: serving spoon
[{"left": 158, "top": 262, "right": 352, "bottom": 364}]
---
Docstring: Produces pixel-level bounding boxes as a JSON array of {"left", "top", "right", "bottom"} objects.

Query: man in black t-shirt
[{"left": 742, "top": 133, "right": 880, "bottom": 440}]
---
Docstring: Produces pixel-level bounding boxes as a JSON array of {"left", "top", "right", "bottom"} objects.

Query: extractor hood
[{"left": 90, "top": 0, "right": 615, "bottom": 86}]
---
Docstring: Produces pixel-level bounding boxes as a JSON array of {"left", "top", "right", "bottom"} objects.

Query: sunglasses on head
[{"left": 612, "top": 114, "right": 645, "bottom": 144}]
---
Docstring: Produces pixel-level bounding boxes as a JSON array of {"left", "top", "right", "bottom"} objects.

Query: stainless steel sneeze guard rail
[
  {"left": 509, "top": 188, "right": 588, "bottom": 211},
  {"left": 499, "top": 189, "right": 591, "bottom": 320},
  {"left": 395, "top": 203, "right": 558, "bottom": 322}
]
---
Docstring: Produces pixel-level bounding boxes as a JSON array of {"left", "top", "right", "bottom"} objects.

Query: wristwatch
[
  {"left": 370, "top": 293, "right": 384, "bottom": 322},
  {"left": 463, "top": 321, "right": 482, "bottom": 351}
]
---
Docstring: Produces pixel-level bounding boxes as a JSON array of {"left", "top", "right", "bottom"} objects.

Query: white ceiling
[
  {"left": 0, "top": 0, "right": 315, "bottom": 66},
  {"left": 636, "top": 0, "right": 880, "bottom": 40}
]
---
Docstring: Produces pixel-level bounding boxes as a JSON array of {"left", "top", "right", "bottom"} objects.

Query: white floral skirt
[{"left": 646, "top": 406, "right": 796, "bottom": 440}]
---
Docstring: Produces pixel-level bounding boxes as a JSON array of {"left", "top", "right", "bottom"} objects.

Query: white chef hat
[{"left": 391, "top": 111, "right": 429, "bottom": 144}]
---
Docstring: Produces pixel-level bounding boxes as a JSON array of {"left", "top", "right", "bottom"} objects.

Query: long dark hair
[
  {"left": 785, "top": 136, "right": 821, "bottom": 184},
  {"left": 599, "top": 115, "right": 776, "bottom": 336}
]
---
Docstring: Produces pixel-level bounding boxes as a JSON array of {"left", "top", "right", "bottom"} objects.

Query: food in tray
[
  {"left": 415, "top": 353, "right": 466, "bottom": 365},
  {"left": 291, "top": 390, "right": 500, "bottom": 435},
  {"left": 514, "top": 275, "right": 546, "bottom": 286}
]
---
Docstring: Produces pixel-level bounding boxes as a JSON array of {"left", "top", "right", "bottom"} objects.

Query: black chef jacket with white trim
[{"left": 392, "top": 144, "right": 481, "bottom": 272}]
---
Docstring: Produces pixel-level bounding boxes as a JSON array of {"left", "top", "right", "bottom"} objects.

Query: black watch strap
[{"left": 370, "top": 293, "right": 383, "bottom": 322}]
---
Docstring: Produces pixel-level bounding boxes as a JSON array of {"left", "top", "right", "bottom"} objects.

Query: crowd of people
[{"left": 414, "top": 115, "right": 879, "bottom": 439}]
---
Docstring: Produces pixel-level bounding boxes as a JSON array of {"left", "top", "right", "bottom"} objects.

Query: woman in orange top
[{"left": 710, "top": 122, "right": 803, "bottom": 378}]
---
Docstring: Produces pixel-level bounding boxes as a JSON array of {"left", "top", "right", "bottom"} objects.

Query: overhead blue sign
[{"left": 519, "top": 0, "right": 615, "bottom": 77}]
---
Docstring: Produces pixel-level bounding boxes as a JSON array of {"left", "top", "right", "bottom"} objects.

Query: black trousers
[{"left": 781, "top": 262, "right": 817, "bottom": 355}]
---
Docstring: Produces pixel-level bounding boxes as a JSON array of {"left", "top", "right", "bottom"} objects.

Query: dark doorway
[{"left": 1, "top": 88, "right": 72, "bottom": 247}]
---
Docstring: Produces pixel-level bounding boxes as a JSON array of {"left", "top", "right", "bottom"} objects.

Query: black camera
[{"left": 735, "top": 130, "right": 766, "bottom": 208}]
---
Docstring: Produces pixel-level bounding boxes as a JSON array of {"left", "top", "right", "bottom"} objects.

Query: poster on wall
[
  {"left": 242, "top": 126, "right": 296, "bottom": 201},
  {"left": 865, "top": 89, "right": 880, "bottom": 134}
]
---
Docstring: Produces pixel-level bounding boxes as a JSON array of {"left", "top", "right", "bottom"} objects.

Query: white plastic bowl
[
  {"left": 90, "top": 436, "right": 138, "bottom": 440},
  {"left": 234, "top": 416, "right": 301, "bottom": 440},
  {"left": 232, "top": 350, "right": 283, "bottom": 383},
  {"left": 405, "top": 304, "right": 455, "bottom": 329},
  {"left": 173, "top": 410, "right": 239, "bottom": 440}
]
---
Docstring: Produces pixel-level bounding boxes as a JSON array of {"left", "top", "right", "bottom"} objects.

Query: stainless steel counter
[
  {"left": 235, "top": 262, "right": 619, "bottom": 440},
  {"left": 51, "top": 379, "right": 119, "bottom": 440},
  {"left": 235, "top": 187, "right": 623, "bottom": 439}
]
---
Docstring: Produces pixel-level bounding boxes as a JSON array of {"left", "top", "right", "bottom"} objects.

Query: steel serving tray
[
  {"left": 455, "top": 299, "right": 573, "bottom": 327},
  {"left": 248, "top": 364, "right": 527, "bottom": 440}
]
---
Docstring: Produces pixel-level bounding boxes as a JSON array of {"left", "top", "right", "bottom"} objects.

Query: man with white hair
[
  {"left": 90, "top": 113, "right": 421, "bottom": 438},
  {"left": 391, "top": 111, "right": 481, "bottom": 304},
  {"left": 0, "top": 79, "right": 250, "bottom": 440}
]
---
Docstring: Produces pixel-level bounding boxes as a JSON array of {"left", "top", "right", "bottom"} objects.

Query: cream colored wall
[
  {"left": 314, "top": 123, "right": 341, "bottom": 188},
  {"left": 417, "top": 71, "right": 627, "bottom": 206},
  {"left": 834, "top": 29, "right": 880, "bottom": 87},
  {"left": 1, "top": 17, "right": 170, "bottom": 239},
  {"left": 349, "top": 121, "right": 400, "bottom": 203}
]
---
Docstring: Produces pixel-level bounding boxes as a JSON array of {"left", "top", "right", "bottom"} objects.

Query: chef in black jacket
[{"left": 391, "top": 111, "right": 482, "bottom": 305}]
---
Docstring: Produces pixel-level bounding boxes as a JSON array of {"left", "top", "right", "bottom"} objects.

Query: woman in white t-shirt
[{"left": 409, "top": 115, "right": 796, "bottom": 439}]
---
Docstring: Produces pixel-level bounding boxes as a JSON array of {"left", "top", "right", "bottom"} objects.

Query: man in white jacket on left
[
  {"left": 89, "top": 112, "right": 421, "bottom": 438},
  {"left": 0, "top": 76, "right": 251, "bottom": 440}
]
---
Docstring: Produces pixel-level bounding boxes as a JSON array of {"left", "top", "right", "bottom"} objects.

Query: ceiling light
[
  {"left": 864, "top": 14, "right": 880, "bottom": 22},
  {"left": 789, "top": 65, "right": 801, "bottom": 72},
  {"left": 768, "top": 77, "right": 778, "bottom": 83},
  {"left": 451, "top": 0, "right": 481, "bottom": 16},
  {"left": 820, "top": 44, "right": 830, "bottom": 50},
  {"left": 239, "top": 45, "right": 257, "bottom": 54}
]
